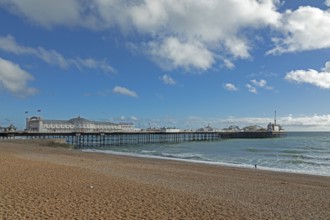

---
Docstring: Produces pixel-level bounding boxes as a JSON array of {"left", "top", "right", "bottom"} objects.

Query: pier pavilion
[{"left": 26, "top": 116, "right": 135, "bottom": 133}]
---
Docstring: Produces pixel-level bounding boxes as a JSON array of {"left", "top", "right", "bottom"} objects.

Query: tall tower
[{"left": 274, "top": 110, "right": 277, "bottom": 126}]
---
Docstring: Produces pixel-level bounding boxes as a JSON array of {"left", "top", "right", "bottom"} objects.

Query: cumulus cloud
[
  {"left": 285, "top": 61, "right": 330, "bottom": 89},
  {"left": 130, "top": 116, "right": 139, "bottom": 121},
  {"left": 113, "top": 86, "right": 138, "bottom": 98},
  {"left": 251, "top": 79, "right": 266, "bottom": 87},
  {"left": 0, "top": 35, "right": 116, "bottom": 73},
  {"left": 250, "top": 79, "right": 273, "bottom": 90},
  {"left": 223, "top": 59, "right": 235, "bottom": 69},
  {"left": 281, "top": 114, "right": 330, "bottom": 130},
  {"left": 325, "top": 0, "right": 330, "bottom": 7},
  {"left": 6, "top": 1, "right": 330, "bottom": 73},
  {"left": 224, "top": 83, "right": 238, "bottom": 91},
  {"left": 323, "top": 61, "right": 330, "bottom": 72},
  {"left": 148, "top": 37, "right": 214, "bottom": 71},
  {"left": 0, "top": 57, "right": 38, "bottom": 97},
  {"left": 160, "top": 74, "right": 176, "bottom": 85},
  {"left": 74, "top": 58, "right": 116, "bottom": 74},
  {"left": 221, "top": 116, "right": 272, "bottom": 127},
  {"left": 222, "top": 114, "right": 330, "bottom": 131},
  {"left": 246, "top": 84, "right": 258, "bottom": 94},
  {"left": 0, "top": 0, "right": 102, "bottom": 29},
  {"left": 246, "top": 79, "right": 273, "bottom": 94},
  {"left": 0, "top": 35, "right": 67, "bottom": 68},
  {"left": 0, "top": 0, "right": 281, "bottom": 71},
  {"left": 128, "top": 0, "right": 280, "bottom": 68},
  {"left": 268, "top": 6, "right": 330, "bottom": 54}
]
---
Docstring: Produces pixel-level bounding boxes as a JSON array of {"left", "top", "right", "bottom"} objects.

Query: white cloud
[
  {"left": 6, "top": 1, "right": 330, "bottom": 74},
  {"left": 130, "top": 116, "right": 139, "bottom": 121},
  {"left": 221, "top": 117, "right": 272, "bottom": 127},
  {"left": 129, "top": 0, "right": 168, "bottom": 32},
  {"left": 0, "top": 0, "right": 99, "bottom": 29},
  {"left": 268, "top": 6, "right": 330, "bottom": 54},
  {"left": 285, "top": 61, "right": 330, "bottom": 89},
  {"left": 0, "top": 35, "right": 68, "bottom": 68},
  {"left": 160, "top": 74, "right": 176, "bottom": 85},
  {"left": 281, "top": 114, "right": 330, "bottom": 131},
  {"left": 244, "top": 80, "right": 275, "bottom": 94},
  {"left": 0, "top": 35, "right": 116, "bottom": 73},
  {"left": 326, "top": 0, "right": 330, "bottom": 7},
  {"left": 130, "top": 0, "right": 280, "bottom": 68},
  {"left": 113, "top": 115, "right": 138, "bottom": 123},
  {"left": 246, "top": 84, "right": 258, "bottom": 94},
  {"left": 222, "top": 114, "right": 330, "bottom": 131},
  {"left": 0, "top": 0, "right": 281, "bottom": 71},
  {"left": 250, "top": 79, "right": 273, "bottom": 90},
  {"left": 224, "top": 83, "right": 238, "bottom": 91},
  {"left": 148, "top": 37, "right": 214, "bottom": 71},
  {"left": 113, "top": 86, "right": 138, "bottom": 98},
  {"left": 223, "top": 59, "right": 235, "bottom": 69},
  {"left": 251, "top": 79, "right": 266, "bottom": 87},
  {"left": 323, "top": 61, "right": 330, "bottom": 72},
  {"left": 0, "top": 57, "right": 38, "bottom": 97},
  {"left": 74, "top": 58, "right": 116, "bottom": 74}
]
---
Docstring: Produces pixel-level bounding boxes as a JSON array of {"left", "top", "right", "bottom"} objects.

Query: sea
[{"left": 83, "top": 132, "right": 330, "bottom": 177}]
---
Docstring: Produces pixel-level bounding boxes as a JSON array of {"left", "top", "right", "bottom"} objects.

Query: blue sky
[{"left": 0, "top": 0, "right": 330, "bottom": 131}]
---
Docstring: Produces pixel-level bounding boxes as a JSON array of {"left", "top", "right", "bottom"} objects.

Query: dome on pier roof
[{"left": 68, "top": 116, "right": 91, "bottom": 124}]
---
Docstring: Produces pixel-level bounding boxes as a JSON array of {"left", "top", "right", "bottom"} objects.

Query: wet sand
[{"left": 1, "top": 140, "right": 329, "bottom": 219}]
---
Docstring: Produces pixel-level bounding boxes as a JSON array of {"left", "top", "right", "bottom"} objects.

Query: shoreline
[
  {"left": 83, "top": 148, "right": 330, "bottom": 178},
  {"left": 82, "top": 148, "right": 330, "bottom": 177},
  {"left": 1, "top": 140, "right": 330, "bottom": 219}
]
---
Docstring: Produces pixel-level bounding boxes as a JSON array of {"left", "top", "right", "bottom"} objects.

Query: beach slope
[{"left": 1, "top": 141, "right": 329, "bottom": 219}]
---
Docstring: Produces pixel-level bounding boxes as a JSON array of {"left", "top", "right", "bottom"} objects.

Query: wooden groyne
[{"left": 0, "top": 131, "right": 286, "bottom": 148}]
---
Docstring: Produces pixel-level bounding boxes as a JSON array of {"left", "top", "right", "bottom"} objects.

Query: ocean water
[{"left": 83, "top": 132, "right": 330, "bottom": 177}]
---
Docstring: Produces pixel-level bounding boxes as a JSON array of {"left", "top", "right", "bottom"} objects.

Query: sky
[{"left": 0, "top": 0, "right": 330, "bottom": 131}]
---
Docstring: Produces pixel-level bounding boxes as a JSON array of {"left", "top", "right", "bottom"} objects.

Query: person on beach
[{"left": 255, "top": 164, "right": 257, "bottom": 169}]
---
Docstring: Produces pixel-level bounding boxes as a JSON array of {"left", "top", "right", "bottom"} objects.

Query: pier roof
[{"left": 68, "top": 117, "right": 91, "bottom": 124}]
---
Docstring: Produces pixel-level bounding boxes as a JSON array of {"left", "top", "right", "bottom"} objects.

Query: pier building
[
  {"left": 0, "top": 124, "right": 17, "bottom": 132},
  {"left": 26, "top": 116, "right": 135, "bottom": 133}
]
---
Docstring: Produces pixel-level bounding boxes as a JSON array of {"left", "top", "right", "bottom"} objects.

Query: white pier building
[{"left": 26, "top": 116, "right": 135, "bottom": 133}]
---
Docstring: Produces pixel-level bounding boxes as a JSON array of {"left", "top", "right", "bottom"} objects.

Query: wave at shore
[{"left": 81, "top": 132, "right": 330, "bottom": 177}]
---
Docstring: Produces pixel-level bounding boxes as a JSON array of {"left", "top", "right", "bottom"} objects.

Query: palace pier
[
  {"left": 0, "top": 131, "right": 286, "bottom": 148},
  {"left": 0, "top": 115, "right": 286, "bottom": 148}
]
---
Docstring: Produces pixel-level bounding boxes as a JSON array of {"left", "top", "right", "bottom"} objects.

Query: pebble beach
[{"left": 1, "top": 140, "right": 330, "bottom": 219}]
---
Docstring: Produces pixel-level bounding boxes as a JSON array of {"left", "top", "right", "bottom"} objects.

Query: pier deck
[{"left": 0, "top": 131, "right": 286, "bottom": 148}]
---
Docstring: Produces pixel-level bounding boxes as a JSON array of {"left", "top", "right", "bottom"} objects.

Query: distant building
[
  {"left": 26, "top": 116, "right": 135, "bottom": 132},
  {"left": 222, "top": 125, "right": 241, "bottom": 132},
  {"left": 197, "top": 125, "right": 217, "bottom": 132},
  {"left": 144, "top": 127, "right": 161, "bottom": 132},
  {"left": 143, "top": 127, "right": 181, "bottom": 132},
  {"left": 0, "top": 124, "right": 17, "bottom": 132},
  {"left": 267, "top": 122, "right": 283, "bottom": 132},
  {"left": 160, "top": 127, "right": 181, "bottom": 132}
]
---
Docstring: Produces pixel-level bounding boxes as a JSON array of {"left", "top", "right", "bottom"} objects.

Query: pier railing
[{"left": 0, "top": 131, "right": 286, "bottom": 148}]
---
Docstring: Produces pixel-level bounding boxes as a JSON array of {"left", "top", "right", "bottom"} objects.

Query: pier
[{"left": 0, "top": 131, "right": 286, "bottom": 148}]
